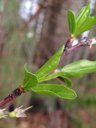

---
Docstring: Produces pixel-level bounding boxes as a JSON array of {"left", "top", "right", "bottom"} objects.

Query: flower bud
[
  {"left": 0, "top": 109, "right": 7, "bottom": 119},
  {"left": 8, "top": 106, "right": 32, "bottom": 118}
]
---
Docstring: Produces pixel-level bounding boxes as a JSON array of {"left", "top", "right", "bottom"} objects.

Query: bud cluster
[{"left": 0, "top": 106, "right": 32, "bottom": 119}]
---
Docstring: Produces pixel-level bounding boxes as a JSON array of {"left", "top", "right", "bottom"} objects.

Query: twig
[
  {"left": 59, "top": 37, "right": 92, "bottom": 67},
  {"left": 0, "top": 86, "right": 24, "bottom": 108}
]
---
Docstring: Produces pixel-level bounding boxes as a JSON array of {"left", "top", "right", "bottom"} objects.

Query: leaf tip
[{"left": 72, "top": 90, "right": 77, "bottom": 99}]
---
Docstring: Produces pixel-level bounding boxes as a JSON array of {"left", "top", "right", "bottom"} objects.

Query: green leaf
[
  {"left": 38, "top": 71, "right": 72, "bottom": 87},
  {"left": 76, "top": 4, "right": 90, "bottom": 24},
  {"left": 76, "top": 16, "right": 96, "bottom": 36},
  {"left": 59, "top": 75, "right": 72, "bottom": 87},
  {"left": 37, "top": 71, "right": 61, "bottom": 82},
  {"left": 31, "top": 84, "right": 77, "bottom": 100},
  {"left": 67, "top": 4, "right": 96, "bottom": 36},
  {"left": 74, "top": 4, "right": 90, "bottom": 36},
  {"left": 61, "top": 60, "right": 96, "bottom": 78},
  {"left": 23, "top": 65, "right": 38, "bottom": 90},
  {"left": 67, "top": 10, "right": 76, "bottom": 34},
  {"left": 35, "top": 45, "right": 64, "bottom": 80}
]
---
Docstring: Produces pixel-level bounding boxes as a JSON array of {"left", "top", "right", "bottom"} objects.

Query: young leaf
[
  {"left": 37, "top": 71, "right": 61, "bottom": 82},
  {"left": 38, "top": 71, "right": 72, "bottom": 87},
  {"left": 76, "top": 16, "right": 96, "bottom": 36},
  {"left": 60, "top": 60, "right": 96, "bottom": 78},
  {"left": 35, "top": 45, "right": 64, "bottom": 80},
  {"left": 67, "top": 4, "right": 96, "bottom": 36},
  {"left": 67, "top": 10, "right": 76, "bottom": 34},
  {"left": 23, "top": 65, "right": 38, "bottom": 91},
  {"left": 31, "top": 84, "right": 77, "bottom": 100},
  {"left": 74, "top": 4, "right": 91, "bottom": 36},
  {"left": 59, "top": 75, "right": 72, "bottom": 87},
  {"left": 76, "top": 4, "right": 90, "bottom": 24}
]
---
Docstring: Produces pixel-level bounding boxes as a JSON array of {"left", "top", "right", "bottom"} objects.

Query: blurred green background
[{"left": 0, "top": 0, "right": 96, "bottom": 128}]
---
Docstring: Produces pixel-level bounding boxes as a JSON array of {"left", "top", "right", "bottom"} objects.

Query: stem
[
  {"left": 0, "top": 87, "right": 24, "bottom": 108},
  {"left": 59, "top": 37, "right": 92, "bottom": 67}
]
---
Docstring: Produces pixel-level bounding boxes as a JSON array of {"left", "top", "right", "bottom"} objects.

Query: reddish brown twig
[
  {"left": 0, "top": 86, "right": 24, "bottom": 108},
  {"left": 59, "top": 37, "right": 92, "bottom": 67}
]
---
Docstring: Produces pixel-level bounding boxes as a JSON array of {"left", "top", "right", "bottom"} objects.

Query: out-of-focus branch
[{"left": 20, "top": 2, "right": 47, "bottom": 32}]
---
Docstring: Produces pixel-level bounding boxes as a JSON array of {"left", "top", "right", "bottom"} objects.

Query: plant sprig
[
  {"left": 0, "top": 3, "right": 96, "bottom": 109},
  {"left": 67, "top": 4, "right": 96, "bottom": 37}
]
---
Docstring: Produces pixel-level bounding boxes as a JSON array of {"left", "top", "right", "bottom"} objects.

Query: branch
[
  {"left": 59, "top": 37, "right": 94, "bottom": 67},
  {"left": 0, "top": 86, "right": 24, "bottom": 108},
  {"left": 20, "top": 3, "right": 47, "bottom": 31},
  {"left": 0, "top": 37, "right": 95, "bottom": 108}
]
